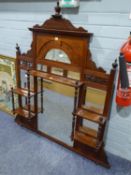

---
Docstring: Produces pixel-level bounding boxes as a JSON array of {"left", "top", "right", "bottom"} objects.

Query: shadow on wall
[{"left": 116, "top": 106, "right": 131, "bottom": 118}]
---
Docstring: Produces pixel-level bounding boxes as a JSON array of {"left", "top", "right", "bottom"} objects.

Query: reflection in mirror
[
  {"left": 37, "top": 64, "right": 47, "bottom": 72},
  {"left": 45, "top": 49, "right": 71, "bottom": 64},
  {"left": 68, "top": 71, "right": 80, "bottom": 80},
  {"left": 83, "top": 119, "right": 98, "bottom": 137},
  {"left": 38, "top": 81, "right": 74, "bottom": 146},
  {"left": 51, "top": 67, "right": 63, "bottom": 76},
  {"left": 82, "top": 87, "right": 106, "bottom": 114}
]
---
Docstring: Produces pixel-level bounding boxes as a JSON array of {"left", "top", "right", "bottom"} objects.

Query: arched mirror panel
[{"left": 45, "top": 49, "right": 71, "bottom": 64}]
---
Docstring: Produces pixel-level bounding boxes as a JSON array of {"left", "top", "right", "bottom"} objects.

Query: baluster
[
  {"left": 96, "top": 117, "right": 104, "bottom": 151},
  {"left": 71, "top": 81, "right": 79, "bottom": 140},
  {"left": 40, "top": 64, "right": 44, "bottom": 113},
  {"left": 27, "top": 70, "right": 31, "bottom": 119},
  {"left": 41, "top": 78, "right": 44, "bottom": 113},
  {"left": 24, "top": 82, "right": 27, "bottom": 105},
  {"left": 11, "top": 87, "right": 15, "bottom": 115}
]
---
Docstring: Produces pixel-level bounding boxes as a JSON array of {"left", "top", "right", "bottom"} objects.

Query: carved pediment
[
  {"left": 33, "top": 16, "right": 87, "bottom": 33},
  {"left": 17, "top": 2, "right": 109, "bottom": 74},
  {"left": 29, "top": 2, "right": 91, "bottom": 37}
]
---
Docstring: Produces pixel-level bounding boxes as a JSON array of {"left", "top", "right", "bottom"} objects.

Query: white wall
[{"left": 0, "top": 0, "right": 131, "bottom": 161}]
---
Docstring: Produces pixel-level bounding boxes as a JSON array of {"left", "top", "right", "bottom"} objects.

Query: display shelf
[
  {"left": 29, "top": 70, "right": 83, "bottom": 87},
  {"left": 13, "top": 87, "right": 35, "bottom": 97},
  {"left": 79, "top": 126, "right": 97, "bottom": 138},
  {"left": 14, "top": 107, "right": 36, "bottom": 119},
  {"left": 23, "top": 105, "right": 42, "bottom": 113},
  {"left": 74, "top": 131, "right": 102, "bottom": 149},
  {"left": 75, "top": 108, "right": 106, "bottom": 124}
]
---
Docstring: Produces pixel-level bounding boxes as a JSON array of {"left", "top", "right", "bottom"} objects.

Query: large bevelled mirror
[
  {"left": 45, "top": 49, "right": 71, "bottom": 64},
  {"left": 38, "top": 82, "right": 75, "bottom": 146}
]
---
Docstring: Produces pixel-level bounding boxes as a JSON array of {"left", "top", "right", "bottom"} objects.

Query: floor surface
[{"left": 0, "top": 111, "right": 131, "bottom": 175}]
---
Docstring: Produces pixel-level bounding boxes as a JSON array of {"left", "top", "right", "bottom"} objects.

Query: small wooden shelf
[
  {"left": 75, "top": 108, "right": 106, "bottom": 124},
  {"left": 23, "top": 105, "right": 42, "bottom": 113},
  {"left": 79, "top": 126, "right": 97, "bottom": 138},
  {"left": 74, "top": 131, "right": 99, "bottom": 149},
  {"left": 14, "top": 107, "right": 36, "bottom": 119},
  {"left": 29, "top": 70, "right": 83, "bottom": 87},
  {"left": 13, "top": 88, "right": 35, "bottom": 97}
]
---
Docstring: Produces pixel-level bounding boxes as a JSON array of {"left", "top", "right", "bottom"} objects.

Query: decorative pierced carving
[
  {"left": 86, "top": 75, "right": 108, "bottom": 84},
  {"left": 86, "top": 58, "right": 106, "bottom": 73},
  {"left": 23, "top": 42, "right": 34, "bottom": 58},
  {"left": 16, "top": 42, "right": 34, "bottom": 70}
]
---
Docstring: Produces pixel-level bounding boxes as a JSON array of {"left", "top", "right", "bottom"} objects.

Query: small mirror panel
[
  {"left": 45, "top": 49, "right": 71, "bottom": 64},
  {"left": 37, "top": 64, "right": 47, "bottom": 72},
  {"left": 51, "top": 67, "right": 63, "bottom": 76},
  {"left": 67, "top": 71, "right": 80, "bottom": 80}
]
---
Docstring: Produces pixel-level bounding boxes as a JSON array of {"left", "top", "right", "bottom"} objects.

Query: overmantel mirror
[{"left": 12, "top": 2, "right": 117, "bottom": 168}]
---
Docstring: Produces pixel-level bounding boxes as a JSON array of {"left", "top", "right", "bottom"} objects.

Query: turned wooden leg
[
  {"left": 96, "top": 117, "right": 104, "bottom": 151},
  {"left": 40, "top": 78, "right": 44, "bottom": 113},
  {"left": 71, "top": 81, "right": 79, "bottom": 140},
  {"left": 27, "top": 70, "right": 31, "bottom": 119},
  {"left": 11, "top": 87, "right": 15, "bottom": 114}
]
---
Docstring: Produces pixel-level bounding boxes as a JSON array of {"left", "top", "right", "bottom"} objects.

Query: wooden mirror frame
[{"left": 12, "top": 2, "right": 117, "bottom": 168}]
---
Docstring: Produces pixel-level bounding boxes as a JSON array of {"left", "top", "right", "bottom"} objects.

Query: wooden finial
[
  {"left": 112, "top": 59, "right": 118, "bottom": 69},
  {"left": 53, "top": 1, "right": 62, "bottom": 18},
  {"left": 16, "top": 43, "right": 21, "bottom": 55},
  {"left": 55, "top": 1, "right": 61, "bottom": 15}
]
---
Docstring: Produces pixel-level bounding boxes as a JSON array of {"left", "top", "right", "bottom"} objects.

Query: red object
[
  {"left": 116, "top": 33, "right": 131, "bottom": 106},
  {"left": 116, "top": 64, "right": 131, "bottom": 106},
  {"left": 121, "top": 34, "right": 131, "bottom": 62}
]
